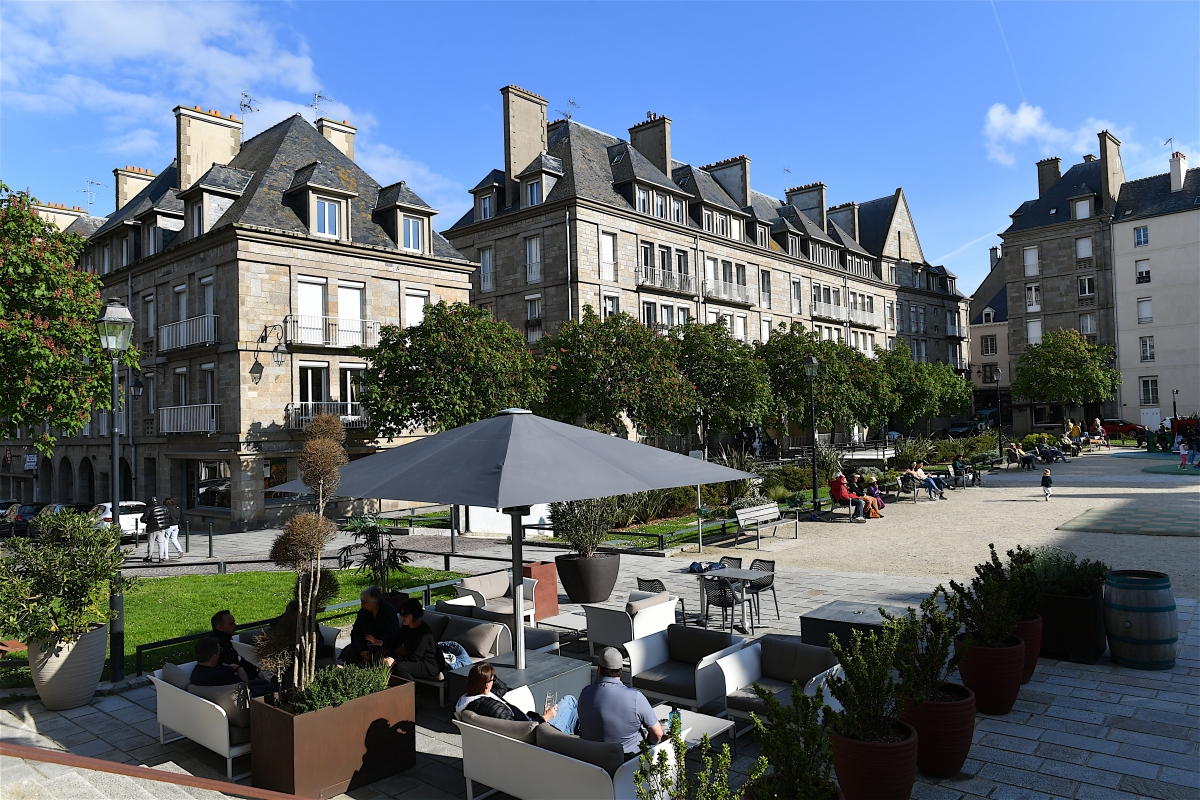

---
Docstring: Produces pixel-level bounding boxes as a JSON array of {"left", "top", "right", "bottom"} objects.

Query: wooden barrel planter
[{"left": 1103, "top": 571, "right": 1178, "bottom": 671}]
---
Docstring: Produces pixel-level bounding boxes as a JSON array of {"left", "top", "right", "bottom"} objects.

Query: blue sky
[{"left": 2, "top": 1, "right": 1195, "bottom": 295}]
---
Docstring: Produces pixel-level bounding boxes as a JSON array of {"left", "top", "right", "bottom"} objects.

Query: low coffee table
[
  {"left": 652, "top": 704, "right": 737, "bottom": 757},
  {"left": 446, "top": 651, "right": 592, "bottom": 707},
  {"left": 800, "top": 600, "right": 911, "bottom": 649}
]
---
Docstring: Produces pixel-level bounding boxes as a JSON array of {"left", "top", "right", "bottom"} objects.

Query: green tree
[
  {"left": 878, "top": 342, "right": 971, "bottom": 427},
  {"left": 757, "top": 324, "right": 875, "bottom": 432},
  {"left": 1011, "top": 328, "right": 1120, "bottom": 406},
  {"left": 541, "top": 308, "right": 696, "bottom": 435},
  {"left": 354, "top": 301, "right": 544, "bottom": 435},
  {"left": 0, "top": 183, "right": 137, "bottom": 454},
  {"left": 677, "top": 322, "right": 772, "bottom": 450},
  {"left": 927, "top": 361, "right": 973, "bottom": 419}
]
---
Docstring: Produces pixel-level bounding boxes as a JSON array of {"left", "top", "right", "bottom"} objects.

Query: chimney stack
[
  {"left": 990, "top": 246, "right": 1002, "bottom": 269},
  {"left": 1170, "top": 151, "right": 1188, "bottom": 192},
  {"left": 316, "top": 118, "right": 356, "bottom": 160},
  {"left": 628, "top": 113, "right": 672, "bottom": 178},
  {"left": 704, "top": 156, "right": 752, "bottom": 208},
  {"left": 112, "top": 166, "right": 155, "bottom": 211},
  {"left": 174, "top": 105, "right": 243, "bottom": 191},
  {"left": 500, "top": 85, "right": 548, "bottom": 205},
  {"left": 827, "top": 201, "right": 859, "bottom": 240},
  {"left": 785, "top": 182, "right": 826, "bottom": 229},
  {"left": 1097, "top": 130, "right": 1124, "bottom": 212},
  {"left": 1036, "top": 157, "right": 1061, "bottom": 197}
]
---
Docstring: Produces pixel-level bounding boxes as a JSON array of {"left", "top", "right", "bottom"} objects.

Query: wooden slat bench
[{"left": 734, "top": 504, "right": 793, "bottom": 549}]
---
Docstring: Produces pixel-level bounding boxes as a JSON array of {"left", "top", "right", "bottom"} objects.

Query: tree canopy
[
  {"left": 677, "top": 321, "right": 773, "bottom": 441},
  {"left": 355, "top": 301, "right": 544, "bottom": 435},
  {"left": 1011, "top": 328, "right": 1120, "bottom": 406},
  {"left": 757, "top": 324, "right": 877, "bottom": 431},
  {"left": 0, "top": 183, "right": 137, "bottom": 454}
]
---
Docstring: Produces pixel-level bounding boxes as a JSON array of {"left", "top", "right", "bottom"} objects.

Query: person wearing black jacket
[
  {"left": 340, "top": 587, "right": 401, "bottom": 665},
  {"left": 140, "top": 497, "right": 171, "bottom": 562},
  {"left": 211, "top": 609, "right": 258, "bottom": 680},
  {"left": 385, "top": 599, "right": 445, "bottom": 681}
]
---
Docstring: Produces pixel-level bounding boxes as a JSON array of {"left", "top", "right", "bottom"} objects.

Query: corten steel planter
[
  {"left": 829, "top": 721, "right": 917, "bottom": 800},
  {"left": 28, "top": 624, "right": 108, "bottom": 711},
  {"left": 1014, "top": 615, "right": 1043, "bottom": 684},
  {"left": 522, "top": 560, "right": 559, "bottom": 620},
  {"left": 554, "top": 553, "right": 620, "bottom": 604},
  {"left": 901, "top": 683, "right": 976, "bottom": 779},
  {"left": 954, "top": 635, "right": 1024, "bottom": 715},
  {"left": 251, "top": 679, "right": 415, "bottom": 799},
  {"left": 1037, "top": 590, "right": 1107, "bottom": 664}
]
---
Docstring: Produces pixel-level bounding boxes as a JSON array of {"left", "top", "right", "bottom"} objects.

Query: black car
[{"left": 7, "top": 503, "right": 49, "bottom": 536}]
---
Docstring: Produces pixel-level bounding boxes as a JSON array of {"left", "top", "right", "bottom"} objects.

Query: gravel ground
[{"left": 674, "top": 449, "right": 1200, "bottom": 597}]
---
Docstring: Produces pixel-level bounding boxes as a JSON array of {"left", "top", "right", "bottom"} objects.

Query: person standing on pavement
[
  {"left": 1041, "top": 469, "right": 1053, "bottom": 501},
  {"left": 140, "top": 496, "right": 170, "bottom": 562},
  {"left": 163, "top": 497, "right": 183, "bottom": 559}
]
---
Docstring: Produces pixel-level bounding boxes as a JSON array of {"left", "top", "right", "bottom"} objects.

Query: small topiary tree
[
  {"left": 881, "top": 587, "right": 963, "bottom": 705},
  {"left": 824, "top": 625, "right": 903, "bottom": 742}
]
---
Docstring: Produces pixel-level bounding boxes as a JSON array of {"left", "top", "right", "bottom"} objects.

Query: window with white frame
[
  {"left": 192, "top": 204, "right": 202, "bottom": 237},
  {"left": 1074, "top": 199, "right": 1091, "bottom": 220},
  {"left": 479, "top": 194, "right": 494, "bottom": 220},
  {"left": 315, "top": 197, "right": 340, "bottom": 238},
  {"left": 1137, "top": 297, "right": 1152, "bottom": 323},
  {"left": 717, "top": 215, "right": 728, "bottom": 238},
  {"left": 792, "top": 279, "right": 802, "bottom": 313},
  {"left": 602, "top": 295, "right": 619, "bottom": 319},
  {"left": 756, "top": 226, "right": 767, "bottom": 248},
  {"left": 143, "top": 294, "right": 156, "bottom": 337},
  {"left": 526, "top": 180, "right": 542, "bottom": 207},
  {"left": 888, "top": 263, "right": 897, "bottom": 284},
  {"left": 121, "top": 237, "right": 130, "bottom": 267},
  {"left": 1140, "top": 377, "right": 1159, "bottom": 405},
  {"left": 1140, "top": 336, "right": 1155, "bottom": 362},
  {"left": 705, "top": 256, "right": 717, "bottom": 284},
  {"left": 202, "top": 366, "right": 216, "bottom": 405},
  {"left": 703, "top": 209, "right": 713, "bottom": 232},
  {"left": 678, "top": 306, "right": 690, "bottom": 324},
  {"left": 147, "top": 224, "right": 159, "bottom": 256},
  {"left": 1134, "top": 226, "right": 1149, "bottom": 247},
  {"left": 642, "top": 301, "right": 656, "bottom": 326},
  {"left": 660, "top": 305, "right": 674, "bottom": 327},
  {"left": 1079, "top": 313, "right": 1097, "bottom": 335},
  {"left": 1077, "top": 276, "right": 1095, "bottom": 297},
  {"left": 1025, "top": 283, "right": 1041, "bottom": 312},
  {"left": 402, "top": 216, "right": 423, "bottom": 251},
  {"left": 675, "top": 250, "right": 689, "bottom": 277},
  {"left": 1023, "top": 246, "right": 1038, "bottom": 277},
  {"left": 1136, "top": 259, "right": 1150, "bottom": 283},
  {"left": 654, "top": 193, "right": 666, "bottom": 219},
  {"left": 640, "top": 242, "right": 653, "bottom": 272},
  {"left": 526, "top": 298, "right": 542, "bottom": 343},
  {"left": 761, "top": 319, "right": 771, "bottom": 342},
  {"left": 734, "top": 314, "right": 746, "bottom": 341},
  {"left": 526, "top": 236, "right": 542, "bottom": 283},
  {"left": 672, "top": 198, "right": 683, "bottom": 223},
  {"left": 730, "top": 218, "right": 741, "bottom": 241},
  {"left": 405, "top": 290, "right": 429, "bottom": 327},
  {"left": 600, "top": 232, "right": 617, "bottom": 282},
  {"left": 735, "top": 263, "right": 746, "bottom": 287},
  {"left": 981, "top": 334, "right": 997, "bottom": 356},
  {"left": 657, "top": 246, "right": 670, "bottom": 274},
  {"left": 479, "top": 247, "right": 494, "bottom": 292},
  {"left": 637, "top": 188, "right": 649, "bottom": 214},
  {"left": 760, "top": 270, "right": 771, "bottom": 308},
  {"left": 1026, "top": 318, "right": 1042, "bottom": 345},
  {"left": 788, "top": 235, "right": 798, "bottom": 257},
  {"left": 1076, "top": 237, "right": 1093, "bottom": 259},
  {"left": 886, "top": 300, "right": 895, "bottom": 329}
]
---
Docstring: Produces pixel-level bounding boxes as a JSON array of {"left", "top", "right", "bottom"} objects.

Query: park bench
[{"left": 734, "top": 504, "right": 794, "bottom": 549}]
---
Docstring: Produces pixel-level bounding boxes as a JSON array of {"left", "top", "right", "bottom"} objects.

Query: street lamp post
[
  {"left": 978, "top": 366, "right": 1004, "bottom": 465},
  {"left": 97, "top": 299, "right": 135, "bottom": 683},
  {"left": 803, "top": 356, "right": 819, "bottom": 519},
  {"left": 1172, "top": 389, "right": 1179, "bottom": 422}
]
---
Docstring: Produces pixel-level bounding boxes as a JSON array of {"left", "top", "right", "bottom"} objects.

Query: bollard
[
  {"left": 185, "top": 521, "right": 190, "bottom": 552},
  {"left": 217, "top": 561, "right": 227, "bottom": 575},
  {"left": 208, "top": 523, "right": 213, "bottom": 559}
]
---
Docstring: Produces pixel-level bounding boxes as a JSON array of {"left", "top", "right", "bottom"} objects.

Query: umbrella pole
[
  {"left": 696, "top": 484, "right": 703, "bottom": 554},
  {"left": 505, "top": 506, "right": 531, "bottom": 670}
]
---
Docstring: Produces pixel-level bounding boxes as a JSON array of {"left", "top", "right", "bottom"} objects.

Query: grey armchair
[
  {"left": 625, "top": 624, "right": 744, "bottom": 711},
  {"left": 715, "top": 635, "right": 842, "bottom": 737}
]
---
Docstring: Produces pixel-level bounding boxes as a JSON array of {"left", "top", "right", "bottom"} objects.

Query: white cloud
[
  {"left": 358, "top": 142, "right": 471, "bottom": 226},
  {"left": 983, "top": 103, "right": 1122, "bottom": 166},
  {"left": 101, "top": 128, "right": 161, "bottom": 155}
]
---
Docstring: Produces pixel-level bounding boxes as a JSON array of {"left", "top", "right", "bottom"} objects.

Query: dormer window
[
  {"left": 479, "top": 194, "right": 494, "bottom": 220},
  {"left": 672, "top": 198, "right": 683, "bottom": 223},
  {"left": 717, "top": 215, "right": 728, "bottom": 237},
  {"left": 983, "top": 309, "right": 994, "bottom": 323},
  {"left": 756, "top": 226, "right": 767, "bottom": 248},
  {"left": 611, "top": 152, "right": 624, "bottom": 166},
  {"left": 703, "top": 210, "right": 713, "bottom": 231},
  {"left": 191, "top": 203, "right": 203, "bottom": 237},
  {"left": 402, "top": 216, "right": 424, "bottom": 252},
  {"left": 655, "top": 193, "right": 667, "bottom": 219},
  {"left": 1074, "top": 198, "right": 1091, "bottom": 220},
  {"left": 315, "top": 197, "right": 341, "bottom": 238},
  {"left": 788, "top": 235, "right": 798, "bottom": 256},
  {"left": 730, "top": 218, "right": 741, "bottom": 241},
  {"left": 637, "top": 188, "right": 649, "bottom": 214},
  {"left": 526, "top": 180, "right": 542, "bottom": 207}
]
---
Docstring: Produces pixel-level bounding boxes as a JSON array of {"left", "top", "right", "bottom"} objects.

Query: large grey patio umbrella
[{"left": 274, "top": 409, "right": 753, "bottom": 667}]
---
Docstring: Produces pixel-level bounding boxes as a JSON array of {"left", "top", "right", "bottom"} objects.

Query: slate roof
[
  {"left": 186, "top": 164, "right": 253, "bottom": 195},
  {"left": 827, "top": 220, "right": 872, "bottom": 257},
  {"left": 1113, "top": 168, "right": 1200, "bottom": 221},
  {"left": 64, "top": 214, "right": 107, "bottom": 238},
  {"left": 672, "top": 164, "right": 743, "bottom": 212},
  {"left": 471, "top": 169, "right": 506, "bottom": 192},
  {"left": 147, "top": 189, "right": 183, "bottom": 214},
  {"left": 91, "top": 164, "right": 180, "bottom": 239},
  {"left": 516, "top": 152, "right": 563, "bottom": 178},
  {"left": 970, "top": 284, "right": 1008, "bottom": 325},
  {"left": 746, "top": 190, "right": 783, "bottom": 222},
  {"left": 377, "top": 181, "right": 433, "bottom": 211},
  {"left": 780, "top": 204, "right": 837, "bottom": 246},
  {"left": 287, "top": 160, "right": 356, "bottom": 195},
  {"left": 856, "top": 193, "right": 898, "bottom": 257},
  {"left": 1005, "top": 160, "right": 1105, "bottom": 233},
  {"left": 607, "top": 141, "right": 677, "bottom": 191}
]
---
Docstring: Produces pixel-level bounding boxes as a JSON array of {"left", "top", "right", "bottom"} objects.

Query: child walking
[
  {"left": 1180, "top": 441, "right": 1190, "bottom": 471},
  {"left": 1041, "top": 469, "right": 1053, "bottom": 501}
]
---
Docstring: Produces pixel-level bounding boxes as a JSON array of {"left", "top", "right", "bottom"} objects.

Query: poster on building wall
[{"left": 24, "top": 455, "right": 38, "bottom": 471}]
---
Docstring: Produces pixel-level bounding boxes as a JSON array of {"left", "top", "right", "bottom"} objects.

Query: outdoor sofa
[
  {"left": 231, "top": 624, "right": 340, "bottom": 669},
  {"left": 456, "top": 571, "right": 540, "bottom": 624},
  {"left": 715, "top": 635, "right": 843, "bottom": 736},
  {"left": 625, "top": 624, "right": 744, "bottom": 711},
  {"left": 583, "top": 590, "right": 677, "bottom": 656},
  {"left": 149, "top": 661, "right": 252, "bottom": 780}
]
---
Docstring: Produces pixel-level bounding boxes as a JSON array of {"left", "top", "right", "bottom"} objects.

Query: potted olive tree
[
  {"left": 1031, "top": 547, "right": 1109, "bottom": 664},
  {"left": 824, "top": 626, "right": 917, "bottom": 800},
  {"left": 549, "top": 495, "right": 621, "bottom": 604},
  {"left": 950, "top": 560, "right": 1023, "bottom": 715},
  {"left": 251, "top": 416, "right": 415, "bottom": 798},
  {"left": 742, "top": 681, "right": 842, "bottom": 799},
  {"left": 0, "top": 509, "right": 131, "bottom": 710},
  {"left": 883, "top": 588, "right": 975, "bottom": 778}
]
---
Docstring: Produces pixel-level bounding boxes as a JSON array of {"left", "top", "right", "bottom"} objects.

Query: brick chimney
[
  {"left": 785, "top": 182, "right": 826, "bottom": 229},
  {"left": 174, "top": 105, "right": 243, "bottom": 191},
  {"left": 316, "top": 118, "right": 356, "bottom": 160},
  {"left": 1170, "top": 151, "right": 1188, "bottom": 192},
  {"left": 827, "top": 201, "right": 859, "bottom": 240},
  {"left": 500, "top": 85, "right": 548, "bottom": 205},
  {"left": 628, "top": 113, "right": 672, "bottom": 178},
  {"left": 1036, "top": 157, "right": 1061, "bottom": 197},
  {"left": 112, "top": 165, "right": 155, "bottom": 211},
  {"left": 704, "top": 156, "right": 751, "bottom": 208},
  {"left": 1097, "top": 130, "right": 1124, "bottom": 212},
  {"left": 990, "top": 245, "right": 1001, "bottom": 269}
]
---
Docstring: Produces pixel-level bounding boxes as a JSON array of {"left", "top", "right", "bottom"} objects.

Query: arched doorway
[
  {"left": 78, "top": 457, "right": 95, "bottom": 505},
  {"left": 120, "top": 458, "right": 134, "bottom": 502},
  {"left": 57, "top": 457, "right": 74, "bottom": 504},
  {"left": 36, "top": 457, "right": 53, "bottom": 502}
]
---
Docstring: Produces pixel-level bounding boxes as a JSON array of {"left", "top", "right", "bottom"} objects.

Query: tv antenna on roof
[
  {"left": 556, "top": 98, "right": 579, "bottom": 120},
  {"left": 308, "top": 92, "right": 332, "bottom": 118},
  {"left": 783, "top": 166, "right": 791, "bottom": 193},
  {"left": 1164, "top": 137, "right": 1174, "bottom": 148},
  {"left": 80, "top": 180, "right": 106, "bottom": 213},
  {"left": 240, "top": 92, "right": 259, "bottom": 115}
]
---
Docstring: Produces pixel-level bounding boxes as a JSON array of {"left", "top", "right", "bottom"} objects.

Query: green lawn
[{"left": 0, "top": 566, "right": 463, "bottom": 688}]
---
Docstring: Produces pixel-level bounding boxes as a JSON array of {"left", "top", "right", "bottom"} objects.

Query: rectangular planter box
[
  {"left": 1037, "top": 589, "right": 1107, "bottom": 664},
  {"left": 522, "top": 560, "right": 559, "bottom": 620},
  {"left": 251, "top": 679, "right": 415, "bottom": 799}
]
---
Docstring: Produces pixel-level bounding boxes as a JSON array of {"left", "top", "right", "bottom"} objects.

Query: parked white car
[{"left": 91, "top": 501, "right": 148, "bottom": 539}]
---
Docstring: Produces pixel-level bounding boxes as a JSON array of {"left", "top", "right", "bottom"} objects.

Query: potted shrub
[
  {"left": 883, "top": 588, "right": 976, "bottom": 778},
  {"left": 950, "top": 559, "right": 1024, "bottom": 715},
  {"left": 635, "top": 714, "right": 742, "bottom": 800},
  {"left": 549, "top": 496, "right": 621, "bottom": 604},
  {"left": 0, "top": 509, "right": 131, "bottom": 710},
  {"left": 1031, "top": 547, "right": 1109, "bottom": 664},
  {"left": 742, "top": 681, "right": 842, "bottom": 799},
  {"left": 251, "top": 415, "right": 414, "bottom": 797},
  {"left": 973, "top": 544, "right": 1041, "bottom": 684},
  {"left": 338, "top": 514, "right": 412, "bottom": 609},
  {"left": 824, "top": 626, "right": 917, "bottom": 800}
]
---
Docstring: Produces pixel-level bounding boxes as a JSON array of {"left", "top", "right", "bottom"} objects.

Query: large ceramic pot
[
  {"left": 954, "top": 635, "right": 1024, "bottom": 715},
  {"left": 554, "top": 553, "right": 620, "bottom": 604},
  {"left": 1014, "top": 615, "right": 1043, "bottom": 684},
  {"left": 28, "top": 624, "right": 109, "bottom": 711},
  {"left": 901, "top": 683, "right": 976, "bottom": 778},
  {"left": 1037, "top": 589, "right": 1107, "bottom": 664},
  {"left": 829, "top": 721, "right": 917, "bottom": 800}
]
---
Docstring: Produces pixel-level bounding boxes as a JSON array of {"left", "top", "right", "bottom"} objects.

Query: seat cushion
[
  {"left": 632, "top": 659, "right": 697, "bottom": 700},
  {"left": 435, "top": 600, "right": 476, "bottom": 618},
  {"left": 483, "top": 597, "right": 515, "bottom": 615},
  {"left": 229, "top": 725, "right": 252, "bottom": 745},
  {"left": 725, "top": 676, "right": 793, "bottom": 715},
  {"left": 237, "top": 628, "right": 265, "bottom": 645},
  {"left": 187, "top": 682, "right": 251, "bottom": 728},
  {"left": 535, "top": 723, "right": 624, "bottom": 777},
  {"left": 160, "top": 662, "right": 191, "bottom": 690},
  {"left": 626, "top": 592, "right": 671, "bottom": 617},
  {"left": 444, "top": 616, "right": 500, "bottom": 659},
  {"left": 460, "top": 572, "right": 510, "bottom": 600},
  {"left": 667, "top": 624, "right": 735, "bottom": 666},
  {"left": 460, "top": 709, "right": 539, "bottom": 744},
  {"left": 423, "top": 611, "right": 451, "bottom": 642},
  {"left": 760, "top": 635, "right": 838, "bottom": 683},
  {"left": 523, "top": 627, "right": 560, "bottom": 651}
]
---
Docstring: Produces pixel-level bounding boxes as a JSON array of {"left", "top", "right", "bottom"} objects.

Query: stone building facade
[
  {"left": 2, "top": 106, "right": 472, "bottom": 531},
  {"left": 968, "top": 246, "right": 1012, "bottom": 427}
]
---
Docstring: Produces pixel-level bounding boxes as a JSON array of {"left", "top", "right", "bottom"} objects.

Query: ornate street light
[{"left": 803, "top": 356, "right": 819, "bottom": 519}]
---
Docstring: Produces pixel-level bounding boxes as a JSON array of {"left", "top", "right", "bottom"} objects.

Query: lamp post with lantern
[
  {"left": 96, "top": 299, "right": 136, "bottom": 682},
  {"left": 803, "top": 356, "right": 819, "bottom": 519},
  {"left": 977, "top": 365, "right": 1004, "bottom": 465}
]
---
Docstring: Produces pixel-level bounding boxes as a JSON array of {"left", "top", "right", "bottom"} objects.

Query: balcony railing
[
  {"left": 158, "top": 315, "right": 217, "bottom": 351},
  {"left": 703, "top": 279, "right": 756, "bottom": 305},
  {"left": 950, "top": 356, "right": 970, "bottom": 370},
  {"left": 637, "top": 266, "right": 697, "bottom": 295},
  {"left": 1136, "top": 274, "right": 1151, "bottom": 284},
  {"left": 159, "top": 404, "right": 220, "bottom": 434},
  {"left": 286, "top": 402, "right": 370, "bottom": 430},
  {"left": 848, "top": 308, "right": 879, "bottom": 328},
  {"left": 945, "top": 323, "right": 967, "bottom": 337},
  {"left": 1138, "top": 315, "right": 1153, "bottom": 324},
  {"left": 811, "top": 301, "right": 846, "bottom": 322},
  {"left": 284, "top": 315, "right": 381, "bottom": 348},
  {"left": 1078, "top": 296, "right": 1095, "bottom": 308}
]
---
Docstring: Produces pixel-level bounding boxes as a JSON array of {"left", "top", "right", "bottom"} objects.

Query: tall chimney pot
[
  {"left": 628, "top": 114, "right": 673, "bottom": 178},
  {"left": 1170, "top": 151, "right": 1188, "bottom": 192},
  {"left": 1036, "top": 157, "right": 1061, "bottom": 197},
  {"left": 316, "top": 117, "right": 356, "bottom": 161}
]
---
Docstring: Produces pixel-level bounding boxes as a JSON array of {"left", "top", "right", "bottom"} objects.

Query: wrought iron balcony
[
  {"left": 637, "top": 266, "right": 697, "bottom": 295},
  {"left": 284, "top": 315, "right": 381, "bottom": 348},
  {"left": 811, "top": 301, "right": 847, "bottom": 322},
  {"left": 286, "top": 402, "right": 370, "bottom": 430},
  {"left": 158, "top": 315, "right": 218, "bottom": 351},
  {"left": 159, "top": 404, "right": 220, "bottom": 434},
  {"left": 703, "top": 279, "right": 756, "bottom": 305}
]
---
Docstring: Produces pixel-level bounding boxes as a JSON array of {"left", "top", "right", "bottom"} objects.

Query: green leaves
[
  {"left": 824, "top": 626, "right": 902, "bottom": 742},
  {"left": 747, "top": 680, "right": 838, "bottom": 798},
  {"left": 678, "top": 322, "right": 772, "bottom": 436},
  {"left": 1011, "top": 329, "right": 1120, "bottom": 406},
  {"left": 881, "top": 587, "right": 963, "bottom": 706},
  {"left": 289, "top": 661, "right": 392, "bottom": 714}
]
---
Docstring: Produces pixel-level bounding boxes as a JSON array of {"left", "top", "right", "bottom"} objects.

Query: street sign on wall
[{"left": 24, "top": 454, "right": 38, "bottom": 471}]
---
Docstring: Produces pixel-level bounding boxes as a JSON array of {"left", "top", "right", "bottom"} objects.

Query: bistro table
[
  {"left": 670, "top": 566, "right": 773, "bottom": 635},
  {"left": 445, "top": 650, "right": 592, "bottom": 709}
]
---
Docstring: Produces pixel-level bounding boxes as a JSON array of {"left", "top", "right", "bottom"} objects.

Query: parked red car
[{"left": 1103, "top": 419, "right": 1144, "bottom": 438}]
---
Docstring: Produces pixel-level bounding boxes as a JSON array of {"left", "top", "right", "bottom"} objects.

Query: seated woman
[
  {"left": 340, "top": 587, "right": 401, "bottom": 666},
  {"left": 385, "top": 598, "right": 446, "bottom": 681},
  {"left": 864, "top": 477, "right": 887, "bottom": 510},
  {"left": 1057, "top": 434, "right": 1079, "bottom": 458},
  {"left": 913, "top": 462, "right": 947, "bottom": 499},
  {"left": 455, "top": 662, "right": 579, "bottom": 734},
  {"left": 829, "top": 472, "right": 873, "bottom": 521},
  {"left": 951, "top": 454, "right": 983, "bottom": 487}
]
